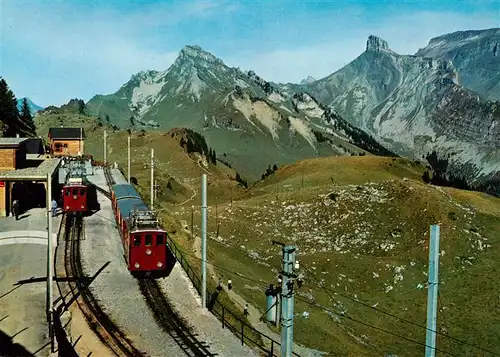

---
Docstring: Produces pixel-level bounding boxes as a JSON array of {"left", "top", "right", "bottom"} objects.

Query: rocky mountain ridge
[
  {"left": 415, "top": 28, "right": 500, "bottom": 101},
  {"left": 16, "top": 97, "right": 44, "bottom": 116},
  {"left": 297, "top": 33, "right": 500, "bottom": 194},
  {"left": 86, "top": 45, "right": 393, "bottom": 180}
]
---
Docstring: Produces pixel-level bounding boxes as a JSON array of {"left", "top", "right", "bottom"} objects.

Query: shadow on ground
[{"left": 0, "top": 329, "right": 34, "bottom": 357}]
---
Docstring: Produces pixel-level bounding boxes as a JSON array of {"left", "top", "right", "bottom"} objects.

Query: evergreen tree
[
  {"left": 0, "top": 77, "right": 20, "bottom": 137},
  {"left": 20, "top": 98, "right": 36, "bottom": 137},
  {"left": 105, "top": 114, "right": 111, "bottom": 124},
  {"left": 211, "top": 149, "right": 217, "bottom": 164}
]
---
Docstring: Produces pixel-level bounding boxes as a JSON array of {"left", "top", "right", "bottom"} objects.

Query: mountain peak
[
  {"left": 366, "top": 35, "right": 390, "bottom": 52},
  {"left": 179, "top": 45, "right": 221, "bottom": 65},
  {"left": 300, "top": 76, "right": 317, "bottom": 84}
]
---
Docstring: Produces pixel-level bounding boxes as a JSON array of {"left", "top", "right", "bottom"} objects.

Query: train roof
[
  {"left": 117, "top": 197, "right": 148, "bottom": 220},
  {"left": 111, "top": 184, "right": 140, "bottom": 200}
]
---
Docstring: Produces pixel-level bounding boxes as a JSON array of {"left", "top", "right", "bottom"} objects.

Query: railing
[{"left": 165, "top": 235, "right": 301, "bottom": 357}]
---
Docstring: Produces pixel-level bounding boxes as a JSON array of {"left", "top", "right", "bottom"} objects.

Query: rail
[
  {"left": 138, "top": 279, "right": 216, "bottom": 356},
  {"left": 56, "top": 214, "right": 143, "bottom": 356},
  {"left": 165, "top": 235, "right": 301, "bottom": 357}
]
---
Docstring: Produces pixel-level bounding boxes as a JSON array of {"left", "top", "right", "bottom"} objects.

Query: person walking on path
[
  {"left": 51, "top": 199, "right": 58, "bottom": 217},
  {"left": 12, "top": 199, "right": 19, "bottom": 220}
]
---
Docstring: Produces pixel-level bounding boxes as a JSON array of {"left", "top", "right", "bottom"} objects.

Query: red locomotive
[
  {"left": 60, "top": 158, "right": 98, "bottom": 215},
  {"left": 110, "top": 183, "right": 176, "bottom": 277}
]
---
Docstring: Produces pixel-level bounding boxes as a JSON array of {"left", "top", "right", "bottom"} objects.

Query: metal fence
[{"left": 165, "top": 235, "right": 300, "bottom": 357}]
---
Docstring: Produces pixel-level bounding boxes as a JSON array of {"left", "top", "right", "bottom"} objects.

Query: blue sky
[{"left": 2, "top": 0, "right": 499, "bottom": 107}]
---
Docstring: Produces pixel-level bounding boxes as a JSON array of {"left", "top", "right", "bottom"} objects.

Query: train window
[
  {"left": 145, "top": 234, "right": 152, "bottom": 246},
  {"left": 66, "top": 188, "right": 70, "bottom": 196},
  {"left": 133, "top": 235, "right": 141, "bottom": 246},
  {"left": 72, "top": 188, "right": 78, "bottom": 196},
  {"left": 156, "top": 235, "right": 164, "bottom": 245},
  {"left": 80, "top": 188, "right": 85, "bottom": 196}
]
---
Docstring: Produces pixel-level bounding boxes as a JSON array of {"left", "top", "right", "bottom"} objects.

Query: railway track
[
  {"left": 104, "top": 166, "right": 116, "bottom": 188},
  {"left": 57, "top": 213, "right": 144, "bottom": 357},
  {"left": 103, "top": 164, "right": 214, "bottom": 356},
  {"left": 138, "top": 279, "right": 216, "bottom": 357}
]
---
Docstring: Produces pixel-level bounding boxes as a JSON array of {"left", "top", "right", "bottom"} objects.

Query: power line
[
  {"left": 300, "top": 264, "right": 500, "bottom": 356},
  {"left": 293, "top": 295, "right": 457, "bottom": 356},
  {"left": 172, "top": 242, "right": 470, "bottom": 356}
]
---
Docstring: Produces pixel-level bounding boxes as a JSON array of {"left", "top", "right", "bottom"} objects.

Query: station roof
[
  {"left": 49, "top": 128, "right": 85, "bottom": 140},
  {"left": 0, "top": 138, "right": 30, "bottom": 148},
  {"left": 0, "top": 158, "right": 61, "bottom": 181}
]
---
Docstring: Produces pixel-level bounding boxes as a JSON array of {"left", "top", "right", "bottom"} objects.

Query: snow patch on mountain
[
  {"left": 130, "top": 73, "right": 166, "bottom": 116},
  {"left": 293, "top": 93, "right": 324, "bottom": 117}
]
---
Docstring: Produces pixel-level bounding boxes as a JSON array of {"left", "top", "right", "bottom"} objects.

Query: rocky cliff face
[
  {"left": 415, "top": 28, "right": 500, "bottom": 101},
  {"left": 298, "top": 35, "right": 500, "bottom": 187},
  {"left": 86, "top": 45, "right": 389, "bottom": 180}
]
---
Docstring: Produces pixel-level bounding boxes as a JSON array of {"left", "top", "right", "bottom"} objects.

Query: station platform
[{"left": 0, "top": 207, "right": 62, "bottom": 356}]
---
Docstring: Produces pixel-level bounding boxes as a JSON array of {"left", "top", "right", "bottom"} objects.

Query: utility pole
[
  {"left": 273, "top": 240, "right": 297, "bottom": 357},
  {"left": 191, "top": 205, "right": 194, "bottom": 239},
  {"left": 154, "top": 179, "right": 158, "bottom": 200},
  {"left": 425, "top": 225, "right": 440, "bottom": 357},
  {"left": 46, "top": 172, "right": 54, "bottom": 352},
  {"left": 127, "top": 134, "right": 131, "bottom": 183},
  {"left": 150, "top": 148, "right": 154, "bottom": 209},
  {"left": 201, "top": 174, "right": 208, "bottom": 309},
  {"left": 103, "top": 130, "right": 107, "bottom": 165}
]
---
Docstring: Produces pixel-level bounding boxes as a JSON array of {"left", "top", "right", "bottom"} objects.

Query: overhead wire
[
  {"left": 185, "top": 203, "right": 499, "bottom": 355},
  {"left": 300, "top": 263, "right": 500, "bottom": 356}
]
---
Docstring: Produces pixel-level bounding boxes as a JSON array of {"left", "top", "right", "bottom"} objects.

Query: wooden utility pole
[
  {"left": 103, "top": 130, "right": 107, "bottom": 165},
  {"left": 150, "top": 149, "right": 154, "bottom": 209},
  {"left": 127, "top": 134, "right": 131, "bottom": 183}
]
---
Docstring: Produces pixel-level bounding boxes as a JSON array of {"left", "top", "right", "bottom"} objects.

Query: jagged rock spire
[{"left": 366, "top": 35, "right": 390, "bottom": 52}]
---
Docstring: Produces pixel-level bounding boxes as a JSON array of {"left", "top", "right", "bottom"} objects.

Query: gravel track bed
[
  {"left": 157, "top": 266, "right": 259, "bottom": 357},
  {"left": 89, "top": 168, "right": 259, "bottom": 356},
  {"left": 82, "top": 169, "right": 187, "bottom": 356}
]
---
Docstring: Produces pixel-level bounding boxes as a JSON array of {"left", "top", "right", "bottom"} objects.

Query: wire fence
[{"left": 165, "top": 235, "right": 300, "bottom": 357}]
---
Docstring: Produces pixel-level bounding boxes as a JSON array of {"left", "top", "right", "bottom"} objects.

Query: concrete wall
[{"left": 0, "top": 148, "right": 16, "bottom": 170}]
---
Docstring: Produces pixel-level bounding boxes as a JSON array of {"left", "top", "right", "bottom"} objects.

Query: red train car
[
  {"left": 111, "top": 184, "right": 175, "bottom": 277},
  {"left": 62, "top": 177, "right": 88, "bottom": 213}
]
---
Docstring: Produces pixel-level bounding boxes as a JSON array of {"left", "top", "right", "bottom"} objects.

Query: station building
[
  {"left": 0, "top": 137, "right": 60, "bottom": 217},
  {"left": 48, "top": 127, "right": 85, "bottom": 156}
]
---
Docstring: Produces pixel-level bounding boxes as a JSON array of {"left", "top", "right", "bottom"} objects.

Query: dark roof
[
  {"left": 24, "top": 138, "right": 45, "bottom": 155},
  {"left": 117, "top": 197, "right": 148, "bottom": 221},
  {"left": 49, "top": 127, "right": 85, "bottom": 139},
  {"left": 111, "top": 184, "right": 140, "bottom": 201}
]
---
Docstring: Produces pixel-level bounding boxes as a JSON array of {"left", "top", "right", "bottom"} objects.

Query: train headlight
[
  {"left": 157, "top": 262, "right": 163, "bottom": 268},
  {"left": 81, "top": 205, "right": 84, "bottom": 209},
  {"left": 146, "top": 249, "right": 152, "bottom": 255},
  {"left": 73, "top": 196, "right": 77, "bottom": 199},
  {"left": 65, "top": 206, "right": 69, "bottom": 210},
  {"left": 134, "top": 262, "right": 140, "bottom": 268}
]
